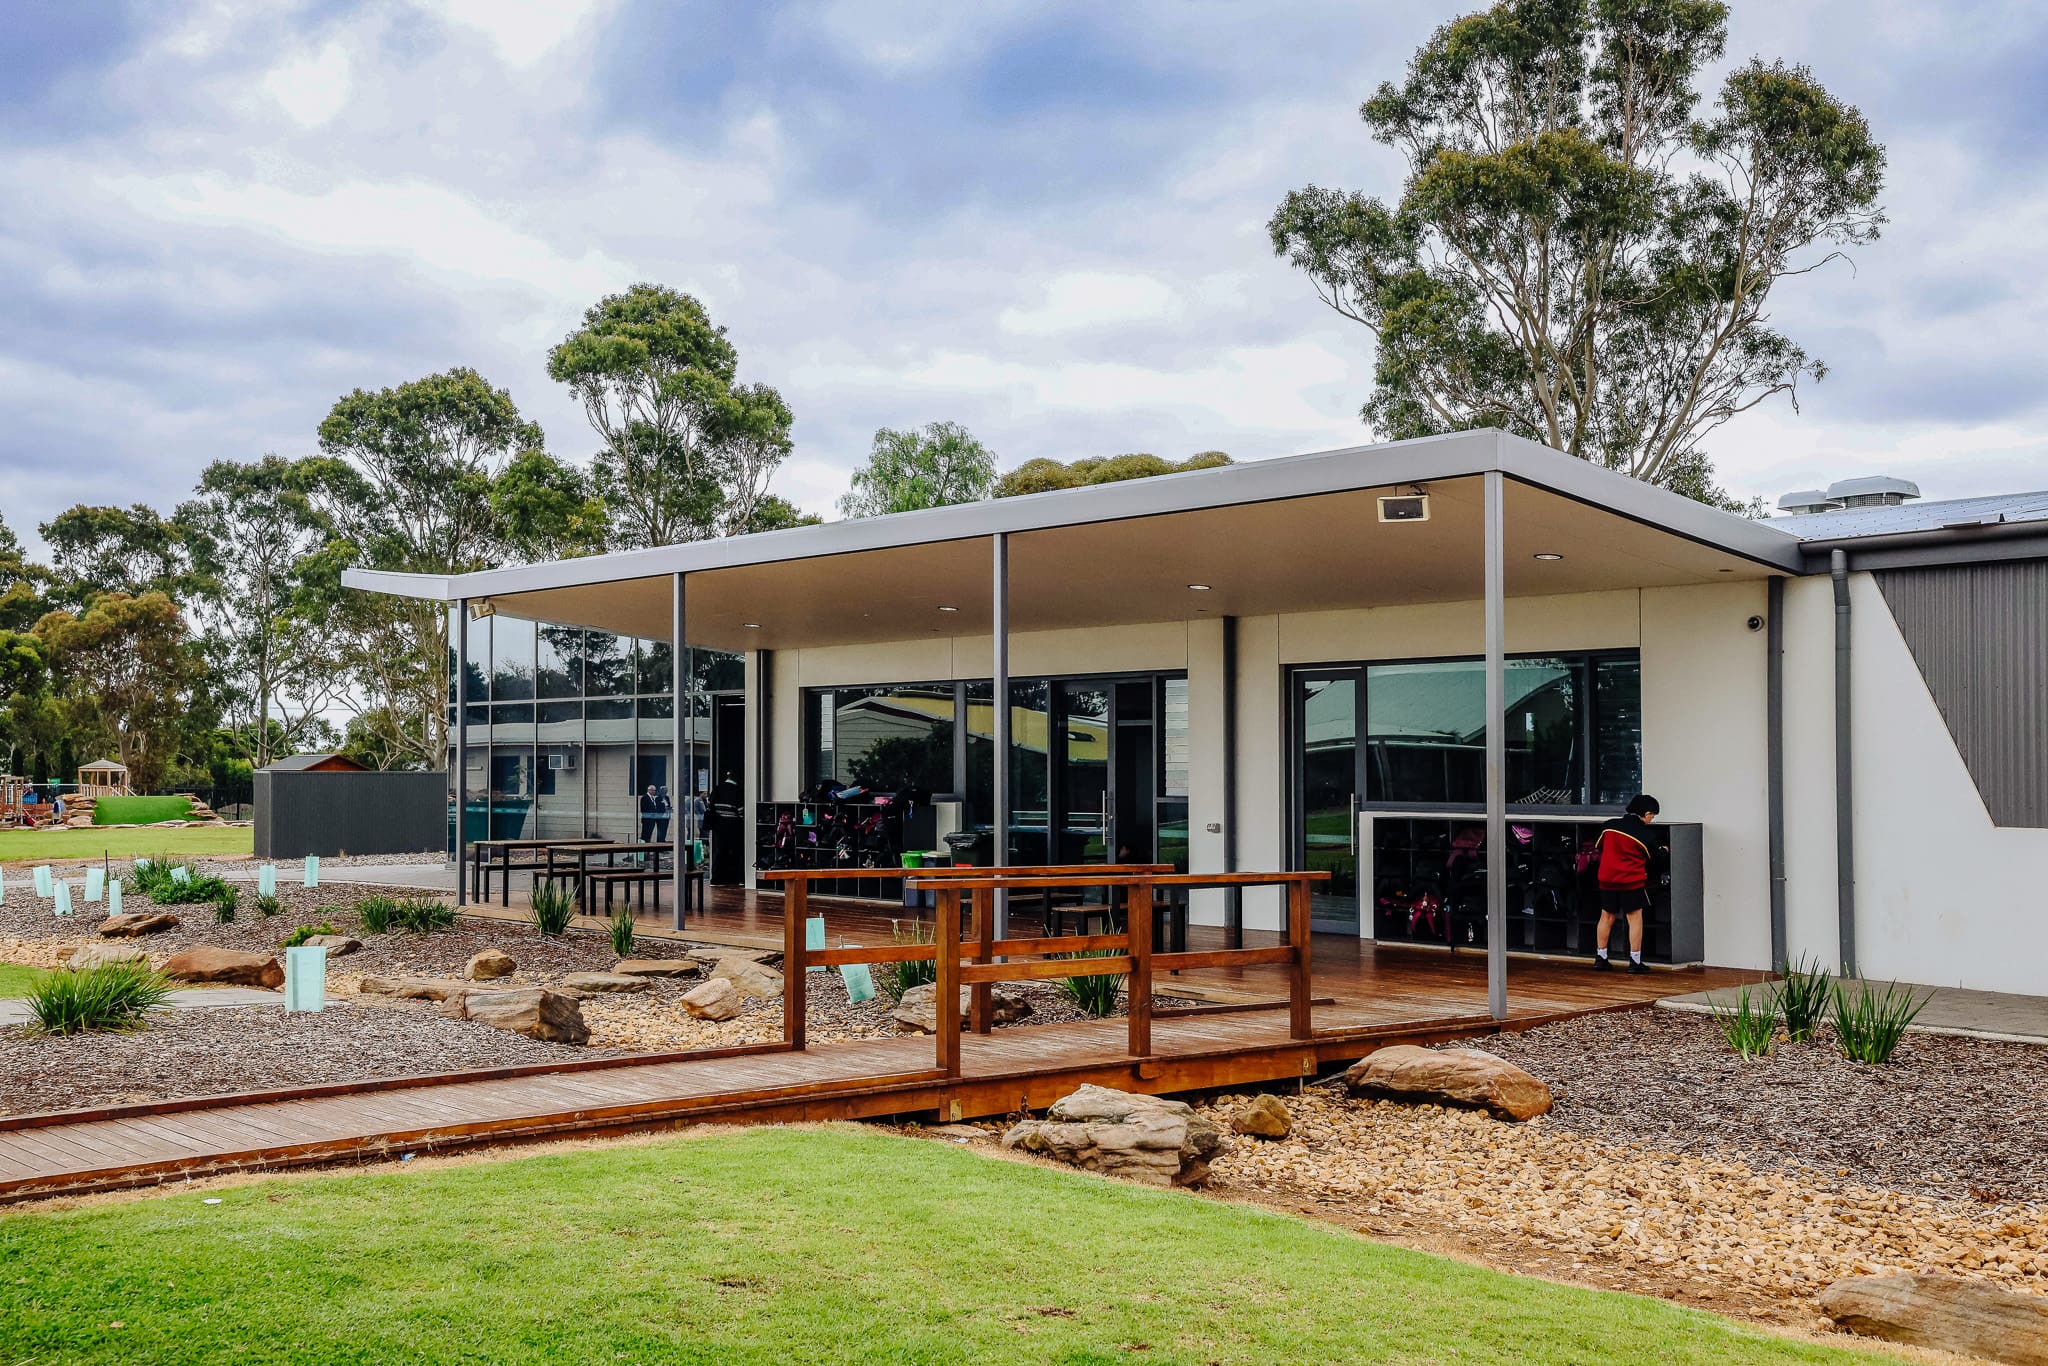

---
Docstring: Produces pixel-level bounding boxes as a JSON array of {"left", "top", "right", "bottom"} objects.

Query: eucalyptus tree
[{"left": 840, "top": 422, "right": 998, "bottom": 517}]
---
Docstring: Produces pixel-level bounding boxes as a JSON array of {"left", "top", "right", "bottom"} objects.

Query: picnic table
[{"left": 467, "top": 837, "right": 609, "bottom": 906}]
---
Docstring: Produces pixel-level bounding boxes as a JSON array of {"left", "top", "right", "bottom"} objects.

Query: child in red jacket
[{"left": 1592, "top": 794, "right": 1659, "bottom": 974}]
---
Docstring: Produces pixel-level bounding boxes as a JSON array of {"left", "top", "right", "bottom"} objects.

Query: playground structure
[{"left": 75, "top": 759, "right": 132, "bottom": 798}]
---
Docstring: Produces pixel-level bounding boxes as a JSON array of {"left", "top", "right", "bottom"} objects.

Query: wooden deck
[{"left": 0, "top": 876, "right": 1761, "bottom": 1204}]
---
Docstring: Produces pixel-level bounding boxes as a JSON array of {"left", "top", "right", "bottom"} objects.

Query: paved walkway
[{"left": 1660, "top": 981, "right": 2048, "bottom": 1046}]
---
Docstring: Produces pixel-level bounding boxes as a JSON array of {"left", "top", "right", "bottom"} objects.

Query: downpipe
[{"left": 1831, "top": 550, "right": 1857, "bottom": 978}]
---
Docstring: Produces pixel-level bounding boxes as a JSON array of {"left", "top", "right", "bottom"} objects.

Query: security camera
[{"left": 1746, "top": 615, "right": 1766, "bottom": 632}]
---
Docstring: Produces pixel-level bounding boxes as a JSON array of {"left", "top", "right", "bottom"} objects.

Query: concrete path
[
  {"left": 0, "top": 986, "right": 314, "bottom": 1029},
  {"left": 1660, "top": 981, "right": 2048, "bottom": 1046}
]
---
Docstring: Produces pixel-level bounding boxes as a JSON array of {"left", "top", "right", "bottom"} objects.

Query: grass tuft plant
[
  {"left": 254, "top": 893, "right": 283, "bottom": 919},
  {"left": 282, "top": 921, "right": 338, "bottom": 949},
  {"left": 213, "top": 888, "right": 238, "bottom": 924},
  {"left": 131, "top": 856, "right": 232, "bottom": 906},
  {"left": 609, "top": 904, "right": 637, "bottom": 957},
  {"left": 1055, "top": 948, "right": 1127, "bottom": 1018},
  {"left": 356, "top": 896, "right": 397, "bottom": 935},
  {"left": 1830, "top": 979, "right": 1931, "bottom": 1064},
  {"left": 529, "top": 880, "right": 577, "bottom": 937},
  {"left": 27, "top": 960, "right": 174, "bottom": 1035},
  {"left": 390, "top": 897, "right": 456, "bottom": 934},
  {"left": 1773, "top": 954, "right": 1831, "bottom": 1043},
  {"left": 876, "top": 919, "right": 937, "bottom": 1003},
  {"left": 1710, "top": 985, "right": 1777, "bottom": 1059}
]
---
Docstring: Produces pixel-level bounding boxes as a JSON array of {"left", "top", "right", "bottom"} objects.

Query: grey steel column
[
  {"left": 991, "top": 533, "right": 1010, "bottom": 938},
  {"left": 454, "top": 599, "right": 469, "bottom": 908},
  {"left": 1831, "top": 549, "right": 1856, "bottom": 976},
  {"left": 684, "top": 573, "right": 700, "bottom": 933},
  {"left": 1483, "top": 471, "right": 1507, "bottom": 1021},
  {"left": 1766, "top": 576, "right": 1787, "bottom": 973}
]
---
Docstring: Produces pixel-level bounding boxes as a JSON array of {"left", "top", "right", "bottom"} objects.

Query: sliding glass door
[{"left": 1295, "top": 670, "right": 1360, "bottom": 933}]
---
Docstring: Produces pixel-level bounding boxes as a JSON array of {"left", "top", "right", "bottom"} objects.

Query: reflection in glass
[
  {"left": 536, "top": 626, "right": 584, "bottom": 699},
  {"left": 489, "top": 748, "right": 535, "bottom": 838},
  {"left": 636, "top": 638, "right": 672, "bottom": 695},
  {"left": 827, "top": 683, "right": 954, "bottom": 794},
  {"left": 1299, "top": 674, "right": 1359, "bottom": 921},
  {"left": 1365, "top": 658, "right": 1587, "bottom": 805},
  {"left": 490, "top": 615, "right": 535, "bottom": 701},
  {"left": 1594, "top": 658, "right": 1642, "bottom": 804},
  {"left": 584, "top": 632, "right": 632, "bottom": 696},
  {"left": 535, "top": 743, "right": 585, "bottom": 839}
]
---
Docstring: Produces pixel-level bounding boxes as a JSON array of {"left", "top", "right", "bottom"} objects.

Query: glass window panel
[
  {"left": 490, "top": 616, "right": 535, "bottom": 701},
  {"left": 586, "top": 697, "right": 633, "bottom": 743},
  {"left": 637, "top": 693, "right": 674, "bottom": 747},
  {"left": 1161, "top": 677, "right": 1190, "bottom": 799},
  {"left": 488, "top": 747, "right": 535, "bottom": 839},
  {"left": 1505, "top": 657, "right": 1582, "bottom": 805},
  {"left": 1594, "top": 658, "right": 1643, "bottom": 805},
  {"left": 584, "top": 632, "right": 632, "bottom": 696},
  {"left": 693, "top": 648, "right": 744, "bottom": 694},
  {"left": 536, "top": 626, "right": 583, "bottom": 699},
  {"left": 830, "top": 683, "right": 954, "bottom": 795},
  {"left": 1365, "top": 661, "right": 1478, "bottom": 804},
  {"left": 535, "top": 743, "right": 585, "bottom": 839},
  {"left": 587, "top": 743, "right": 636, "bottom": 841},
  {"left": 963, "top": 681, "right": 992, "bottom": 829},
  {"left": 1008, "top": 679, "right": 1051, "bottom": 866},
  {"left": 636, "top": 638, "right": 672, "bottom": 695},
  {"left": 490, "top": 702, "right": 535, "bottom": 744}
]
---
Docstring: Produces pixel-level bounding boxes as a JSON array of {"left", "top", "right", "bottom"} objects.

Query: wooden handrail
[
  {"left": 905, "top": 870, "right": 1329, "bottom": 890},
  {"left": 760, "top": 862, "right": 1170, "bottom": 883}
]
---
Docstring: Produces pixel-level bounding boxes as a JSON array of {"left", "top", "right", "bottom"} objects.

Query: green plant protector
[
  {"left": 283, "top": 944, "right": 327, "bottom": 1013},
  {"left": 108, "top": 879, "right": 122, "bottom": 914},
  {"left": 841, "top": 962, "right": 876, "bottom": 1004},
  {"left": 171, "top": 865, "right": 190, "bottom": 885},
  {"left": 901, "top": 851, "right": 923, "bottom": 869},
  {"left": 303, "top": 855, "right": 320, "bottom": 887},
  {"left": 806, "top": 914, "right": 826, "bottom": 971},
  {"left": 53, "top": 881, "right": 72, "bottom": 917},
  {"left": 83, "top": 867, "right": 104, "bottom": 902},
  {"left": 33, "top": 865, "right": 52, "bottom": 897},
  {"left": 258, "top": 864, "right": 276, "bottom": 896}
]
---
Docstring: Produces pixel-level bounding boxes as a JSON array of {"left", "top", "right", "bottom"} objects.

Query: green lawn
[
  {"left": 0, "top": 825, "right": 252, "bottom": 864},
  {"left": 0, "top": 962, "right": 40, "bottom": 997},
  {"left": 90, "top": 795, "right": 194, "bottom": 825},
  {"left": 0, "top": 1126, "right": 1891, "bottom": 1366}
]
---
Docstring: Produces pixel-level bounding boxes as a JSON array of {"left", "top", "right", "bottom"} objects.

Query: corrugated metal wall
[
  {"left": 1876, "top": 560, "right": 2048, "bottom": 828},
  {"left": 255, "top": 769, "right": 446, "bottom": 858}
]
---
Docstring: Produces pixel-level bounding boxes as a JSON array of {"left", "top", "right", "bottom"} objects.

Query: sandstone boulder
[
  {"left": 612, "top": 958, "right": 696, "bottom": 978},
  {"left": 98, "top": 912, "right": 179, "bottom": 938},
  {"left": 681, "top": 976, "right": 741, "bottom": 1020},
  {"left": 687, "top": 944, "right": 770, "bottom": 969},
  {"left": 357, "top": 975, "right": 473, "bottom": 1002},
  {"left": 1343, "top": 1045, "right": 1553, "bottom": 1121},
  {"left": 558, "top": 971, "right": 652, "bottom": 995},
  {"left": 67, "top": 942, "right": 151, "bottom": 971},
  {"left": 464, "top": 948, "right": 516, "bottom": 980},
  {"left": 710, "top": 955, "right": 784, "bottom": 999},
  {"left": 163, "top": 947, "right": 284, "bottom": 990},
  {"left": 1230, "top": 1093, "right": 1293, "bottom": 1139},
  {"left": 443, "top": 986, "right": 588, "bottom": 1044},
  {"left": 1004, "top": 1084, "right": 1227, "bottom": 1187},
  {"left": 1820, "top": 1273, "right": 2048, "bottom": 1366},
  {"left": 890, "top": 981, "right": 1031, "bottom": 1034},
  {"left": 301, "top": 934, "right": 361, "bottom": 956}
]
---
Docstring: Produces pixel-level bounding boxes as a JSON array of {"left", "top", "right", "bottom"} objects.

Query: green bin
[{"left": 901, "top": 851, "right": 924, "bottom": 869}]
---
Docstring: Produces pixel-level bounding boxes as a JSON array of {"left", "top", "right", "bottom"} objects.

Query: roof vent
[
  {"left": 1824, "top": 476, "right": 1921, "bottom": 509},
  {"left": 1776, "top": 489, "right": 1841, "bottom": 515}
]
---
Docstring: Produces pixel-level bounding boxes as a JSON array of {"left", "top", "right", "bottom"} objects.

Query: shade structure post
[
  {"left": 991, "top": 533, "right": 1010, "bottom": 938},
  {"left": 454, "top": 598, "right": 469, "bottom": 908},
  {"left": 684, "top": 573, "right": 700, "bottom": 933},
  {"left": 1483, "top": 470, "right": 1507, "bottom": 1021}
]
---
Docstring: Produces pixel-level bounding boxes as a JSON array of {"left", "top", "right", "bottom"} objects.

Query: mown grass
[
  {"left": 0, "top": 826, "right": 252, "bottom": 864},
  {"left": 0, "top": 1127, "right": 1895, "bottom": 1366},
  {"left": 0, "top": 962, "right": 42, "bottom": 997}
]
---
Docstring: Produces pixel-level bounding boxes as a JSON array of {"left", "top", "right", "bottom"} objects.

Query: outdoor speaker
[{"left": 1378, "top": 494, "right": 1431, "bottom": 523}]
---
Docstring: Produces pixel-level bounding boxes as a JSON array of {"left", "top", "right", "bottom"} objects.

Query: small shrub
[
  {"left": 877, "top": 919, "right": 937, "bottom": 1003},
  {"left": 529, "top": 880, "right": 577, "bottom": 937},
  {"left": 132, "top": 857, "right": 232, "bottom": 906},
  {"left": 390, "top": 897, "right": 456, "bottom": 934},
  {"left": 609, "top": 904, "right": 637, "bottom": 956},
  {"left": 356, "top": 896, "right": 397, "bottom": 934},
  {"left": 255, "top": 893, "right": 283, "bottom": 919},
  {"left": 213, "top": 888, "right": 238, "bottom": 924},
  {"left": 1831, "top": 979, "right": 1931, "bottom": 1064},
  {"left": 282, "top": 921, "right": 338, "bottom": 949},
  {"left": 1710, "top": 985, "right": 1778, "bottom": 1059},
  {"left": 27, "top": 961, "right": 173, "bottom": 1035},
  {"left": 1775, "top": 954, "right": 1831, "bottom": 1043},
  {"left": 1056, "top": 948, "right": 1127, "bottom": 1018}
]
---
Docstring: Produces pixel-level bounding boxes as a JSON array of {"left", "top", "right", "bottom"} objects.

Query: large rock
[
  {"left": 302, "top": 934, "right": 361, "bottom": 956},
  {"left": 890, "top": 981, "right": 1031, "bottom": 1034},
  {"left": 1820, "top": 1273, "right": 2048, "bottom": 1365},
  {"left": 163, "top": 947, "right": 284, "bottom": 990},
  {"left": 443, "top": 986, "right": 588, "bottom": 1045},
  {"left": 687, "top": 944, "right": 769, "bottom": 969},
  {"left": 558, "top": 971, "right": 652, "bottom": 995},
  {"left": 710, "top": 955, "right": 784, "bottom": 999},
  {"left": 66, "top": 942, "right": 151, "bottom": 971},
  {"left": 613, "top": 958, "right": 696, "bottom": 978},
  {"left": 1231, "top": 1093, "right": 1294, "bottom": 1139},
  {"left": 1003, "top": 1084, "right": 1227, "bottom": 1187},
  {"left": 1343, "top": 1045, "right": 1553, "bottom": 1121},
  {"left": 98, "top": 912, "right": 179, "bottom": 938},
  {"left": 464, "top": 948, "right": 516, "bottom": 980},
  {"left": 357, "top": 975, "right": 474, "bottom": 1002},
  {"left": 681, "top": 976, "right": 741, "bottom": 1020}
]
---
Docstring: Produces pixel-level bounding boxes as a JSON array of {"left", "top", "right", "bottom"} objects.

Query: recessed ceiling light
[
  {"left": 1187, "top": 583, "right": 1212, "bottom": 591},
  {"left": 936, "top": 604, "right": 959, "bottom": 612},
  {"left": 1533, "top": 553, "right": 1564, "bottom": 562},
  {"left": 743, "top": 623, "right": 762, "bottom": 629}
]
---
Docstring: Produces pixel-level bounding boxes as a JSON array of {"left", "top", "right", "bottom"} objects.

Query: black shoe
[
  {"left": 1627, "top": 959, "right": 1650, "bottom": 974},
  {"left": 1591, "top": 955, "right": 1612, "bottom": 971}
]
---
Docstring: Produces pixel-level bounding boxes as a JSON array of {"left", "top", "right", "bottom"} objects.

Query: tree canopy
[
  {"left": 840, "top": 422, "right": 999, "bottom": 517},
  {"left": 1268, "top": 0, "right": 1885, "bottom": 499},
  {"left": 993, "top": 451, "right": 1232, "bottom": 499}
]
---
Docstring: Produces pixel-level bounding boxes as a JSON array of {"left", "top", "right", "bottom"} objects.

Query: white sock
[
  {"left": 1596, "top": 948, "right": 1609, "bottom": 960},
  {"left": 1630, "top": 951, "right": 1642, "bottom": 964}
]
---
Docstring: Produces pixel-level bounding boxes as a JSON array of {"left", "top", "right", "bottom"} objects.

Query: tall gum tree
[{"left": 1268, "top": 0, "right": 1886, "bottom": 500}]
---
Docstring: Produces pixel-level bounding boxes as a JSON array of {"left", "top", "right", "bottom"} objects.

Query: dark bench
[{"left": 584, "top": 866, "right": 707, "bottom": 918}]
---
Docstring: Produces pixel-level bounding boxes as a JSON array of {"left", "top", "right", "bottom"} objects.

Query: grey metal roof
[
  {"left": 1774, "top": 491, "right": 2048, "bottom": 541},
  {"left": 261, "top": 753, "right": 366, "bottom": 772}
]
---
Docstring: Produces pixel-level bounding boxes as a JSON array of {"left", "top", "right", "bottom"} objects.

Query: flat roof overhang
[{"left": 343, "top": 429, "right": 1805, "bottom": 650}]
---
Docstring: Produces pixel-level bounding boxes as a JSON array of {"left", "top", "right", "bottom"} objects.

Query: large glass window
[
  {"left": 816, "top": 683, "right": 955, "bottom": 795},
  {"left": 536, "top": 626, "right": 584, "bottom": 699},
  {"left": 490, "top": 615, "right": 535, "bottom": 701}
]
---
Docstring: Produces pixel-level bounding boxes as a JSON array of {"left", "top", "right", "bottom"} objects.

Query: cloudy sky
[{"left": 4, "top": 0, "right": 2046, "bottom": 552}]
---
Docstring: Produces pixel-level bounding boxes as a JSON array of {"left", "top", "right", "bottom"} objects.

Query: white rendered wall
[{"left": 1779, "top": 577, "right": 1841, "bottom": 971}]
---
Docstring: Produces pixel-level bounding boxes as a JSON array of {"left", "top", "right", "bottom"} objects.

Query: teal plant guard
[
  {"left": 257, "top": 864, "right": 276, "bottom": 896},
  {"left": 283, "top": 945, "right": 327, "bottom": 1012},
  {"left": 33, "top": 865, "right": 52, "bottom": 897},
  {"left": 53, "top": 882, "right": 71, "bottom": 916},
  {"left": 805, "top": 915, "right": 826, "bottom": 972},
  {"left": 108, "top": 879, "right": 123, "bottom": 914},
  {"left": 0, "top": 865, "right": 5, "bottom": 898},
  {"left": 840, "top": 962, "right": 876, "bottom": 1004},
  {"left": 303, "top": 855, "right": 320, "bottom": 887},
  {"left": 84, "top": 867, "right": 104, "bottom": 902},
  {"left": 170, "top": 865, "right": 190, "bottom": 885}
]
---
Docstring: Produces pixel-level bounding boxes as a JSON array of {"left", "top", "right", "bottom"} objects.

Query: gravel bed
[
  {"left": 1465, "top": 1007, "right": 2048, "bottom": 1201},
  {"left": 0, "top": 1002, "right": 608, "bottom": 1116}
]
